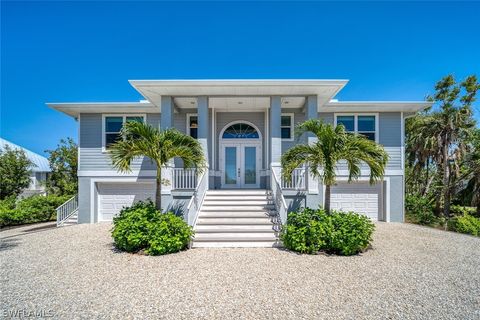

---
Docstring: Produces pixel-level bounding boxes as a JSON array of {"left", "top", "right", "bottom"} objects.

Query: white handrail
[
  {"left": 271, "top": 169, "right": 288, "bottom": 224},
  {"left": 172, "top": 168, "right": 197, "bottom": 189},
  {"left": 281, "top": 168, "right": 306, "bottom": 190},
  {"left": 187, "top": 170, "right": 208, "bottom": 226},
  {"left": 56, "top": 194, "right": 78, "bottom": 226}
]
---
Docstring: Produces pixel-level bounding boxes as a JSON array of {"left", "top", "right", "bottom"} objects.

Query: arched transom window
[{"left": 222, "top": 123, "right": 259, "bottom": 139}]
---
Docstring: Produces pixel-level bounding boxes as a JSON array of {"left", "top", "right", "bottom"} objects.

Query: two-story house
[{"left": 49, "top": 80, "right": 430, "bottom": 247}]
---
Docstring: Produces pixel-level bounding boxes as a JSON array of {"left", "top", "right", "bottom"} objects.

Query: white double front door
[{"left": 220, "top": 142, "right": 261, "bottom": 188}]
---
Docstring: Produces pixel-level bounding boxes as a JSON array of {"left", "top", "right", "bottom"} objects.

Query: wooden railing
[
  {"left": 172, "top": 168, "right": 197, "bottom": 190},
  {"left": 281, "top": 168, "right": 306, "bottom": 190}
]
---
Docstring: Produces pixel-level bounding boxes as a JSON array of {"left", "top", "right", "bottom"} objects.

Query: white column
[
  {"left": 270, "top": 96, "right": 282, "bottom": 180},
  {"left": 306, "top": 95, "right": 319, "bottom": 194},
  {"left": 161, "top": 96, "right": 174, "bottom": 194}
]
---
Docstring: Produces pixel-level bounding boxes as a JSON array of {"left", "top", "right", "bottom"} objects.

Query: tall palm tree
[
  {"left": 109, "top": 121, "right": 206, "bottom": 211},
  {"left": 281, "top": 119, "right": 388, "bottom": 213}
]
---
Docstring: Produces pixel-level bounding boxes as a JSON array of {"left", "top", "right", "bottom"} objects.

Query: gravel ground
[{"left": 1, "top": 222, "right": 479, "bottom": 320}]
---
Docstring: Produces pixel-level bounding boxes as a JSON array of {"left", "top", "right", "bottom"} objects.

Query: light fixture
[{"left": 238, "top": 101, "right": 243, "bottom": 105}]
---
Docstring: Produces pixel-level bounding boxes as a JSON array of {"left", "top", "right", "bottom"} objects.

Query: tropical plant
[
  {"left": 46, "top": 138, "right": 78, "bottom": 196},
  {"left": 281, "top": 119, "right": 388, "bottom": 213},
  {"left": 462, "top": 129, "right": 480, "bottom": 216},
  {"left": 0, "top": 145, "right": 33, "bottom": 199},
  {"left": 108, "top": 121, "right": 206, "bottom": 210}
]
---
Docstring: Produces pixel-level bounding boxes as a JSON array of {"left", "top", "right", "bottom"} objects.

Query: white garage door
[
  {"left": 97, "top": 182, "right": 155, "bottom": 221},
  {"left": 330, "top": 182, "right": 382, "bottom": 220}
]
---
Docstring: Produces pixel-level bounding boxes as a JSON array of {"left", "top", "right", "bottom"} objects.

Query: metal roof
[{"left": 0, "top": 138, "right": 51, "bottom": 172}]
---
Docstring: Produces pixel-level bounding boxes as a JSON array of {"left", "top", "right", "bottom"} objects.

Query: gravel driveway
[{"left": 1, "top": 222, "right": 479, "bottom": 320}]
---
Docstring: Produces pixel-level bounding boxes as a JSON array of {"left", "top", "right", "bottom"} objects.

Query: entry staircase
[
  {"left": 192, "top": 189, "right": 281, "bottom": 248},
  {"left": 56, "top": 195, "right": 79, "bottom": 227}
]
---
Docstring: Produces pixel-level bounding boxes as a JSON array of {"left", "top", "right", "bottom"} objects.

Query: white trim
[
  {"left": 400, "top": 112, "right": 405, "bottom": 169},
  {"left": 281, "top": 113, "right": 294, "bottom": 141},
  {"left": 101, "top": 114, "right": 146, "bottom": 152},
  {"left": 265, "top": 110, "right": 269, "bottom": 169},
  {"left": 219, "top": 120, "right": 263, "bottom": 140},
  {"left": 186, "top": 113, "right": 198, "bottom": 138},
  {"left": 335, "top": 169, "right": 404, "bottom": 176},
  {"left": 334, "top": 113, "right": 379, "bottom": 143},
  {"left": 78, "top": 170, "right": 157, "bottom": 177},
  {"left": 211, "top": 109, "right": 215, "bottom": 171}
]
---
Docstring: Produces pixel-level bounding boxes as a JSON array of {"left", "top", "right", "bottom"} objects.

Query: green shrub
[
  {"left": 281, "top": 208, "right": 375, "bottom": 255},
  {"left": 0, "top": 194, "right": 70, "bottom": 227},
  {"left": 450, "top": 205, "right": 476, "bottom": 217},
  {"left": 447, "top": 214, "right": 480, "bottom": 237},
  {"left": 327, "top": 211, "right": 376, "bottom": 256},
  {"left": 111, "top": 201, "right": 194, "bottom": 255},
  {"left": 281, "top": 208, "right": 332, "bottom": 254},
  {"left": 405, "top": 194, "right": 438, "bottom": 226}
]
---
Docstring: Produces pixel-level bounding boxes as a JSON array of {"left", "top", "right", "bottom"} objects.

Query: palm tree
[
  {"left": 463, "top": 129, "right": 480, "bottom": 217},
  {"left": 281, "top": 119, "right": 388, "bottom": 213},
  {"left": 108, "top": 121, "right": 206, "bottom": 211}
]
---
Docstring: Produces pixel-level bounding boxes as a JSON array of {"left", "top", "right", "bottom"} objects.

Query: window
[
  {"left": 103, "top": 115, "right": 145, "bottom": 149},
  {"left": 222, "top": 123, "right": 259, "bottom": 139},
  {"left": 281, "top": 114, "right": 294, "bottom": 140},
  {"left": 187, "top": 114, "right": 198, "bottom": 139},
  {"left": 335, "top": 114, "right": 377, "bottom": 141}
]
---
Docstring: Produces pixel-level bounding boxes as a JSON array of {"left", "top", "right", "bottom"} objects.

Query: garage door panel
[
  {"left": 97, "top": 182, "right": 155, "bottom": 221},
  {"left": 331, "top": 182, "right": 381, "bottom": 220}
]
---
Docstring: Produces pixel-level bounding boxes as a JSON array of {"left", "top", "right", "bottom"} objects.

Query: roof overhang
[
  {"left": 129, "top": 79, "right": 349, "bottom": 108},
  {"left": 321, "top": 101, "right": 433, "bottom": 113},
  {"left": 47, "top": 102, "right": 158, "bottom": 118}
]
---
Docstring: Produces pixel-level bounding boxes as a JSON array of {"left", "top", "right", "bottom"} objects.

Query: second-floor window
[
  {"left": 281, "top": 113, "right": 294, "bottom": 141},
  {"left": 336, "top": 114, "right": 377, "bottom": 141},
  {"left": 104, "top": 115, "right": 145, "bottom": 149}
]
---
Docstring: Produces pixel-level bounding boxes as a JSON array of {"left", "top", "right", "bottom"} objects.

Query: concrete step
[
  {"left": 206, "top": 190, "right": 269, "bottom": 196},
  {"left": 192, "top": 241, "right": 280, "bottom": 248},
  {"left": 194, "top": 232, "right": 278, "bottom": 242},
  {"left": 196, "top": 217, "right": 273, "bottom": 225},
  {"left": 202, "top": 200, "right": 272, "bottom": 206},
  {"left": 195, "top": 225, "right": 275, "bottom": 233},
  {"left": 201, "top": 205, "right": 275, "bottom": 211},
  {"left": 199, "top": 211, "right": 270, "bottom": 218},
  {"left": 204, "top": 195, "right": 270, "bottom": 201}
]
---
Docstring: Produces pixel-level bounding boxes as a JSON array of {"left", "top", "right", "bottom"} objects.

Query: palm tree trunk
[
  {"left": 155, "top": 166, "right": 162, "bottom": 212},
  {"left": 324, "top": 184, "right": 331, "bottom": 214},
  {"left": 443, "top": 137, "right": 450, "bottom": 218}
]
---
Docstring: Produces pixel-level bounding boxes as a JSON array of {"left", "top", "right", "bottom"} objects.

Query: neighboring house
[
  {"left": 49, "top": 79, "right": 431, "bottom": 234},
  {"left": 0, "top": 138, "right": 51, "bottom": 198}
]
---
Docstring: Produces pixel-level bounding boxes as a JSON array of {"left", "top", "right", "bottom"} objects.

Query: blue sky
[{"left": 1, "top": 1, "right": 479, "bottom": 156}]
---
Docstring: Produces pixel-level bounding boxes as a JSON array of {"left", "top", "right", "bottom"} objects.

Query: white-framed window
[
  {"left": 186, "top": 113, "right": 198, "bottom": 139},
  {"left": 102, "top": 114, "right": 145, "bottom": 150},
  {"left": 281, "top": 113, "right": 294, "bottom": 141},
  {"left": 334, "top": 114, "right": 378, "bottom": 142}
]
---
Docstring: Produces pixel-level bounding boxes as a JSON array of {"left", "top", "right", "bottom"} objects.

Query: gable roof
[{"left": 0, "top": 138, "right": 51, "bottom": 172}]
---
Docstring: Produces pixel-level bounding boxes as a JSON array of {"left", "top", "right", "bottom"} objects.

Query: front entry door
[{"left": 221, "top": 143, "right": 260, "bottom": 188}]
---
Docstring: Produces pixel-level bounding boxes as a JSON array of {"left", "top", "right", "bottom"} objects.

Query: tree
[
  {"left": 0, "top": 145, "right": 33, "bottom": 199},
  {"left": 462, "top": 129, "right": 480, "bottom": 217},
  {"left": 46, "top": 138, "right": 78, "bottom": 196},
  {"left": 281, "top": 119, "right": 388, "bottom": 213},
  {"left": 108, "top": 122, "right": 206, "bottom": 211}
]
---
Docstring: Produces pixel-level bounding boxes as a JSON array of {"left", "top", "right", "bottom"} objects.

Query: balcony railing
[
  {"left": 172, "top": 168, "right": 197, "bottom": 190},
  {"left": 281, "top": 168, "right": 306, "bottom": 190}
]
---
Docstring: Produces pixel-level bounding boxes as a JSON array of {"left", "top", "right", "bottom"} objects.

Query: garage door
[
  {"left": 330, "top": 182, "right": 382, "bottom": 220},
  {"left": 97, "top": 182, "right": 155, "bottom": 221}
]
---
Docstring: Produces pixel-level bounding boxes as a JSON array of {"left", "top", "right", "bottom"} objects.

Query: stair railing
[
  {"left": 56, "top": 194, "right": 79, "bottom": 227},
  {"left": 186, "top": 170, "right": 208, "bottom": 227},
  {"left": 271, "top": 169, "right": 288, "bottom": 226}
]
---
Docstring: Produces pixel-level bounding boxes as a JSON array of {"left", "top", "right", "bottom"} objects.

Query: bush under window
[{"left": 111, "top": 201, "right": 194, "bottom": 255}]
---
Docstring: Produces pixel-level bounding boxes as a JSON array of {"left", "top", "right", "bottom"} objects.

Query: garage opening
[{"left": 330, "top": 182, "right": 383, "bottom": 221}]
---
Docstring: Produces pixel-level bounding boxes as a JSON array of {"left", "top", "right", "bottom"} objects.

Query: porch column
[
  {"left": 306, "top": 95, "right": 319, "bottom": 194},
  {"left": 160, "top": 96, "right": 174, "bottom": 129},
  {"left": 160, "top": 96, "right": 174, "bottom": 194},
  {"left": 270, "top": 96, "right": 282, "bottom": 179},
  {"left": 197, "top": 96, "right": 209, "bottom": 168}
]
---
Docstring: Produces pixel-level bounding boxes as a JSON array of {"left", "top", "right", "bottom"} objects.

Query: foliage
[
  {"left": 406, "top": 75, "right": 479, "bottom": 217},
  {"left": 46, "top": 138, "right": 78, "bottom": 195},
  {"left": 460, "top": 129, "right": 480, "bottom": 217},
  {"left": 447, "top": 214, "right": 480, "bottom": 237},
  {"left": 327, "top": 211, "right": 376, "bottom": 256},
  {"left": 405, "top": 194, "right": 439, "bottom": 226},
  {"left": 111, "top": 200, "right": 194, "bottom": 255},
  {"left": 281, "top": 119, "right": 388, "bottom": 212},
  {"left": 0, "top": 194, "right": 70, "bottom": 227},
  {"left": 109, "top": 122, "right": 206, "bottom": 210},
  {"left": 0, "top": 145, "right": 33, "bottom": 199},
  {"left": 281, "top": 208, "right": 375, "bottom": 256},
  {"left": 281, "top": 208, "right": 332, "bottom": 254},
  {"left": 450, "top": 205, "right": 476, "bottom": 216}
]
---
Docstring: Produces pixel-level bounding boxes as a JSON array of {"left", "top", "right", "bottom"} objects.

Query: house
[
  {"left": 0, "top": 137, "right": 51, "bottom": 198},
  {"left": 49, "top": 80, "right": 430, "bottom": 246}
]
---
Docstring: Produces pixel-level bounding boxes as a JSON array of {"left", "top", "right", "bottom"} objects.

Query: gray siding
[
  {"left": 78, "top": 177, "right": 92, "bottom": 223},
  {"left": 389, "top": 175, "right": 404, "bottom": 222},
  {"left": 79, "top": 113, "right": 160, "bottom": 172},
  {"left": 282, "top": 109, "right": 306, "bottom": 152},
  {"left": 318, "top": 112, "right": 334, "bottom": 124}
]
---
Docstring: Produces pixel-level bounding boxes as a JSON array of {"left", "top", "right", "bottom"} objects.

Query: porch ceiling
[
  {"left": 129, "top": 79, "right": 348, "bottom": 109},
  {"left": 173, "top": 96, "right": 306, "bottom": 110}
]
